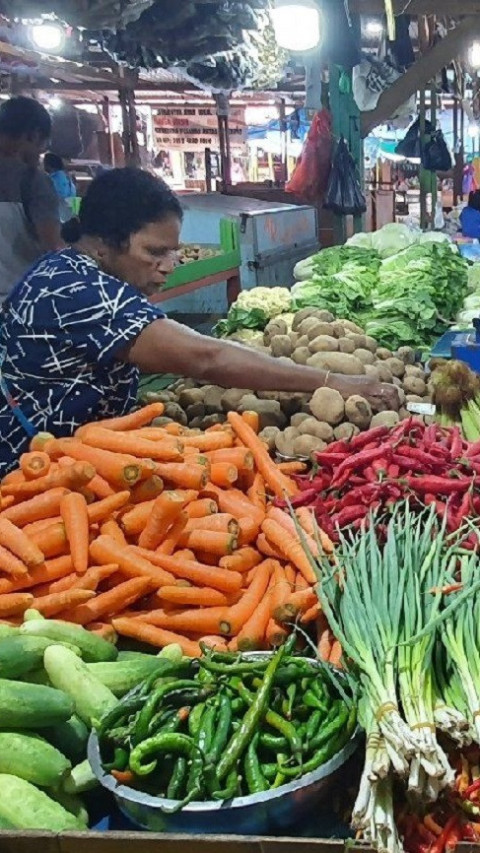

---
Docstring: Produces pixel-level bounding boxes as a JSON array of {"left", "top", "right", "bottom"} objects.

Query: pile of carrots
[{"left": 0, "top": 404, "right": 339, "bottom": 661}]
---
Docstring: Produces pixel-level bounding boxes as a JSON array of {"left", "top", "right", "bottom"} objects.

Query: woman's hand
[{"left": 328, "top": 374, "right": 400, "bottom": 412}]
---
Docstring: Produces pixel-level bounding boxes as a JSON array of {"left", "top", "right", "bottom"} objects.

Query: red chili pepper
[
  {"left": 387, "top": 463, "right": 400, "bottom": 478},
  {"left": 424, "top": 423, "right": 439, "bottom": 448},
  {"left": 339, "top": 484, "right": 381, "bottom": 507},
  {"left": 461, "top": 822, "right": 478, "bottom": 842},
  {"left": 430, "top": 816, "right": 460, "bottom": 853},
  {"left": 429, "top": 445, "right": 450, "bottom": 460},
  {"left": 450, "top": 427, "right": 464, "bottom": 460},
  {"left": 456, "top": 490, "right": 474, "bottom": 526},
  {"left": 349, "top": 425, "right": 390, "bottom": 450},
  {"left": 332, "top": 445, "right": 392, "bottom": 484},
  {"left": 466, "top": 439, "right": 480, "bottom": 459},
  {"left": 391, "top": 454, "right": 425, "bottom": 473},
  {"left": 403, "top": 475, "right": 471, "bottom": 494},
  {"left": 445, "top": 820, "right": 464, "bottom": 852},
  {"left": 333, "top": 505, "right": 368, "bottom": 528},
  {"left": 111, "top": 769, "right": 135, "bottom": 785},
  {"left": 398, "top": 445, "right": 447, "bottom": 469},
  {"left": 465, "top": 780, "right": 480, "bottom": 800},
  {"left": 363, "top": 466, "right": 379, "bottom": 483},
  {"left": 318, "top": 440, "right": 349, "bottom": 455},
  {"left": 274, "top": 488, "right": 317, "bottom": 509}
]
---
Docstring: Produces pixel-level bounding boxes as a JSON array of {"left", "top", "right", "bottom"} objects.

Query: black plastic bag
[
  {"left": 423, "top": 130, "right": 452, "bottom": 172},
  {"left": 395, "top": 117, "right": 433, "bottom": 159},
  {"left": 324, "top": 137, "right": 366, "bottom": 216}
]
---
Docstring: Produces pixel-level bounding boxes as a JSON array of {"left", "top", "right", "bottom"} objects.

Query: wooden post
[
  {"left": 430, "top": 82, "right": 437, "bottom": 221},
  {"left": 453, "top": 95, "right": 459, "bottom": 206},
  {"left": 419, "top": 85, "right": 428, "bottom": 230}
]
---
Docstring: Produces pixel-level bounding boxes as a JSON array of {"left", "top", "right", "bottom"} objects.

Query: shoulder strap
[{"left": 19, "top": 166, "right": 37, "bottom": 226}]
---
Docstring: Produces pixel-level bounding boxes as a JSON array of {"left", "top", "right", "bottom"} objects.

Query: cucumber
[
  {"left": 0, "top": 679, "right": 73, "bottom": 728},
  {"left": 20, "top": 620, "right": 118, "bottom": 662},
  {"left": 23, "top": 609, "right": 45, "bottom": 622},
  {"left": 49, "top": 790, "right": 88, "bottom": 828},
  {"left": 44, "top": 715, "right": 89, "bottom": 765},
  {"left": 86, "top": 658, "right": 178, "bottom": 697},
  {"left": 44, "top": 646, "right": 117, "bottom": 726},
  {"left": 63, "top": 759, "right": 98, "bottom": 795},
  {"left": 0, "top": 636, "right": 52, "bottom": 679},
  {"left": 0, "top": 813, "right": 15, "bottom": 829},
  {"left": 23, "top": 668, "right": 51, "bottom": 686},
  {"left": 0, "top": 625, "right": 19, "bottom": 639},
  {"left": 117, "top": 650, "right": 157, "bottom": 662},
  {"left": 0, "top": 732, "right": 70, "bottom": 787},
  {"left": 0, "top": 774, "right": 83, "bottom": 831}
]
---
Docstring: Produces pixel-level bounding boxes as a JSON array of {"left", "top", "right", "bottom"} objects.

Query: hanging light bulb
[
  {"left": 271, "top": 0, "right": 322, "bottom": 52},
  {"left": 469, "top": 41, "right": 480, "bottom": 69},
  {"left": 30, "top": 22, "right": 65, "bottom": 53}
]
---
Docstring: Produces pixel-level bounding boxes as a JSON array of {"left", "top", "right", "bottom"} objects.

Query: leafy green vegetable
[
  {"left": 370, "top": 222, "right": 418, "bottom": 258},
  {"left": 213, "top": 306, "right": 268, "bottom": 338}
]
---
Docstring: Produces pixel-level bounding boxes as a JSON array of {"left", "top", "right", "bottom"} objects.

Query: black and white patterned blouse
[{"left": 0, "top": 249, "right": 165, "bottom": 474}]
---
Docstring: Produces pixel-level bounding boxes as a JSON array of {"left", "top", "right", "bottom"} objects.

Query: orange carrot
[
  {"left": 269, "top": 561, "right": 291, "bottom": 619},
  {"left": 0, "top": 555, "right": 73, "bottom": 596},
  {"left": 61, "top": 493, "right": 89, "bottom": 574},
  {"left": 34, "top": 588, "right": 96, "bottom": 618},
  {"left": 2, "top": 469, "right": 25, "bottom": 486},
  {"left": 277, "top": 461, "right": 308, "bottom": 475},
  {"left": 134, "top": 548, "right": 243, "bottom": 594},
  {"left": 0, "top": 592, "right": 34, "bottom": 616},
  {"left": 138, "top": 491, "right": 185, "bottom": 551},
  {"left": 237, "top": 517, "right": 260, "bottom": 547},
  {"left": 83, "top": 403, "right": 166, "bottom": 432},
  {"left": 318, "top": 627, "right": 332, "bottom": 662},
  {"left": 156, "top": 513, "right": 188, "bottom": 556},
  {"left": 237, "top": 576, "right": 275, "bottom": 651},
  {"left": 284, "top": 564, "right": 296, "bottom": 587},
  {"left": 178, "top": 530, "right": 238, "bottom": 557},
  {"left": 2, "top": 462, "right": 95, "bottom": 499},
  {"left": 32, "top": 573, "right": 78, "bottom": 597},
  {"left": 207, "top": 448, "right": 254, "bottom": 471},
  {"left": 130, "top": 476, "right": 164, "bottom": 504},
  {"left": 120, "top": 501, "right": 156, "bottom": 537},
  {"left": 219, "top": 560, "right": 272, "bottom": 636},
  {"left": 267, "top": 507, "right": 320, "bottom": 558},
  {"left": 220, "top": 547, "right": 262, "bottom": 574},
  {"left": 184, "top": 514, "right": 238, "bottom": 535},
  {"left": 329, "top": 640, "right": 343, "bottom": 668},
  {"left": 256, "top": 533, "right": 283, "bottom": 560},
  {"left": 139, "top": 606, "right": 227, "bottom": 637},
  {"left": 112, "top": 616, "right": 201, "bottom": 657},
  {"left": 241, "top": 411, "right": 260, "bottom": 433},
  {"left": 262, "top": 518, "right": 316, "bottom": 585},
  {"left": 19, "top": 452, "right": 51, "bottom": 480},
  {"left": 0, "top": 496, "right": 15, "bottom": 511},
  {"left": 90, "top": 536, "right": 175, "bottom": 587},
  {"left": 82, "top": 426, "right": 182, "bottom": 462},
  {"left": 65, "top": 576, "right": 153, "bottom": 625},
  {"left": 181, "top": 433, "right": 234, "bottom": 452},
  {"left": 57, "top": 456, "right": 115, "bottom": 500},
  {"left": 198, "top": 635, "right": 228, "bottom": 652},
  {"left": 0, "top": 488, "right": 69, "bottom": 528},
  {"left": 247, "top": 473, "right": 267, "bottom": 514},
  {"left": 87, "top": 491, "right": 131, "bottom": 525},
  {"left": 70, "top": 563, "right": 119, "bottom": 592},
  {"left": 23, "top": 517, "right": 62, "bottom": 537},
  {"left": 295, "top": 572, "right": 309, "bottom": 591},
  {"left": 186, "top": 499, "right": 218, "bottom": 519},
  {"left": 209, "top": 463, "right": 239, "bottom": 488},
  {"left": 265, "top": 618, "right": 288, "bottom": 648},
  {"left": 174, "top": 549, "right": 196, "bottom": 561},
  {"left": 202, "top": 485, "right": 264, "bottom": 527},
  {"left": 0, "top": 518, "right": 44, "bottom": 569},
  {"left": 29, "top": 522, "right": 68, "bottom": 560},
  {"left": 44, "top": 438, "right": 142, "bottom": 489},
  {"left": 295, "top": 507, "right": 335, "bottom": 554},
  {"left": 153, "top": 464, "right": 208, "bottom": 491},
  {"left": 301, "top": 601, "right": 321, "bottom": 624},
  {"left": 274, "top": 587, "right": 317, "bottom": 623},
  {"left": 158, "top": 585, "right": 230, "bottom": 608},
  {"left": 0, "top": 545, "right": 28, "bottom": 577},
  {"left": 227, "top": 413, "right": 297, "bottom": 499},
  {"left": 100, "top": 520, "right": 127, "bottom": 546}
]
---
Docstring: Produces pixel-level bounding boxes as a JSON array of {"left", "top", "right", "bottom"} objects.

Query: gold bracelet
[{"left": 323, "top": 371, "right": 331, "bottom": 388}]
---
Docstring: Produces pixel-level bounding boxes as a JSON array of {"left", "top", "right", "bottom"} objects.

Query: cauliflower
[{"left": 236, "top": 287, "right": 292, "bottom": 319}]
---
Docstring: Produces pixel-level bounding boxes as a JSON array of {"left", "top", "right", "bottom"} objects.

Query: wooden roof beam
[
  {"left": 361, "top": 16, "right": 480, "bottom": 136},
  {"left": 351, "top": 0, "right": 480, "bottom": 13}
]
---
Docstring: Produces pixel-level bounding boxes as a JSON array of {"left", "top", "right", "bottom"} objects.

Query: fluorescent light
[
  {"left": 271, "top": 0, "right": 321, "bottom": 52},
  {"left": 470, "top": 41, "right": 480, "bottom": 68},
  {"left": 30, "top": 22, "right": 65, "bottom": 52},
  {"left": 48, "top": 95, "right": 63, "bottom": 111},
  {"left": 468, "top": 123, "right": 480, "bottom": 138},
  {"left": 365, "top": 19, "right": 383, "bottom": 37}
]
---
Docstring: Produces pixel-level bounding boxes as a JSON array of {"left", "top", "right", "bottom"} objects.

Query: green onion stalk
[{"left": 432, "top": 643, "right": 472, "bottom": 747}]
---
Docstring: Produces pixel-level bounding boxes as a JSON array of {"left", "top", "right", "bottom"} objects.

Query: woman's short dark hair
[
  {"left": 469, "top": 190, "right": 480, "bottom": 212},
  {"left": 44, "top": 152, "right": 64, "bottom": 172},
  {"left": 0, "top": 96, "right": 51, "bottom": 140},
  {"left": 62, "top": 167, "right": 183, "bottom": 247}
]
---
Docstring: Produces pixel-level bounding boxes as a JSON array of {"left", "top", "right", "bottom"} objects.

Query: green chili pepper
[
  {"left": 244, "top": 733, "right": 267, "bottom": 795},
  {"left": 304, "top": 689, "right": 328, "bottom": 711},
  {"left": 187, "top": 703, "right": 216, "bottom": 797},
  {"left": 286, "top": 683, "right": 296, "bottom": 720},
  {"left": 309, "top": 703, "right": 348, "bottom": 752},
  {"left": 216, "top": 643, "right": 286, "bottom": 782},
  {"left": 273, "top": 752, "right": 288, "bottom": 789},
  {"left": 167, "top": 756, "right": 188, "bottom": 800},
  {"left": 211, "top": 765, "right": 240, "bottom": 801},
  {"left": 280, "top": 707, "right": 350, "bottom": 777},
  {"left": 135, "top": 680, "right": 210, "bottom": 744},
  {"left": 206, "top": 694, "right": 232, "bottom": 764},
  {"left": 231, "top": 679, "right": 302, "bottom": 762},
  {"left": 104, "top": 746, "right": 129, "bottom": 772},
  {"left": 260, "top": 762, "right": 277, "bottom": 782},
  {"left": 200, "top": 659, "right": 267, "bottom": 676},
  {"left": 130, "top": 732, "right": 200, "bottom": 777},
  {"left": 98, "top": 695, "right": 145, "bottom": 741},
  {"left": 259, "top": 732, "right": 288, "bottom": 752},
  {"left": 188, "top": 702, "right": 205, "bottom": 737},
  {"left": 305, "top": 709, "right": 323, "bottom": 749}
]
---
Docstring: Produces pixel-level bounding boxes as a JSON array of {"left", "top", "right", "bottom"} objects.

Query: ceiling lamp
[
  {"left": 469, "top": 41, "right": 480, "bottom": 69},
  {"left": 365, "top": 19, "right": 383, "bottom": 37},
  {"left": 29, "top": 22, "right": 65, "bottom": 53},
  {"left": 271, "top": 0, "right": 322, "bottom": 52}
]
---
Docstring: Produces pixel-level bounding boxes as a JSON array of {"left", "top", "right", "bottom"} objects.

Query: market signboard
[{"left": 154, "top": 105, "right": 246, "bottom": 151}]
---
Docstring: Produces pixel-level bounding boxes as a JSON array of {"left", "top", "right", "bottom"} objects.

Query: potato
[
  {"left": 396, "top": 346, "right": 416, "bottom": 365},
  {"left": 307, "top": 352, "right": 365, "bottom": 375},
  {"left": 403, "top": 377, "right": 427, "bottom": 397},
  {"left": 201, "top": 413, "right": 226, "bottom": 429},
  {"left": 398, "top": 407, "right": 410, "bottom": 420},
  {"left": 293, "top": 435, "right": 327, "bottom": 457},
  {"left": 370, "top": 411, "right": 399, "bottom": 429},
  {"left": 289, "top": 332, "right": 299, "bottom": 347},
  {"left": 376, "top": 363, "right": 393, "bottom": 383},
  {"left": 405, "top": 394, "right": 423, "bottom": 403},
  {"left": 292, "top": 347, "right": 310, "bottom": 365},
  {"left": 164, "top": 402, "right": 188, "bottom": 426},
  {"left": 376, "top": 348, "right": 392, "bottom": 360},
  {"left": 203, "top": 385, "right": 223, "bottom": 414},
  {"left": 337, "top": 337, "right": 355, "bottom": 354},
  {"left": 270, "top": 335, "right": 293, "bottom": 358},
  {"left": 392, "top": 377, "right": 402, "bottom": 387},
  {"left": 345, "top": 395, "right": 372, "bottom": 429},
  {"left": 259, "top": 426, "right": 281, "bottom": 452},
  {"left": 296, "top": 334, "right": 309, "bottom": 348},
  {"left": 306, "top": 322, "right": 335, "bottom": 341},
  {"left": 264, "top": 319, "right": 287, "bottom": 345},
  {"left": 385, "top": 358, "right": 405, "bottom": 379},
  {"left": 316, "top": 310, "right": 335, "bottom": 323},
  {"left": 404, "top": 365, "right": 425, "bottom": 378},
  {"left": 364, "top": 336, "right": 378, "bottom": 354},
  {"left": 339, "top": 319, "right": 364, "bottom": 335},
  {"left": 297, "top": 317, "right": 324, "bottom": 337},
  {"left": 354, "top": 348, "right": 375, "bottom": 365},
  {"left": 221, "top": 388, "right": 251, "bottom": 413},
  {"left": 275, "top": 426, "right": 299, "bottom": 456},
  {"left": 330, "top": 321, "right": 347, "bottom": 338},
  {"left": 298, "top": 418, "right": 334, "bottom": 441},
  {"left": 292, "top": 309, "right": 332, "bottom": 331},
  {"left": 309, "top": 335, "right": 339, "bottom": 354},
  {"left": 333, "top": 422, "right": 359, "bottom": 441},
  {"left": 186, "top": 402, "right": 206, "bottom": 420},
  {"left": 309, "top": 387, "right": 345, "bottom": 425},
  {"left": 292, "top": 308, "right": 314, "bottom": 331},
  {"left": 346, "top": 333, "right": 368, "bottom": 349},
  {"left": 150, "top": 416, "right": 173, "bottom": 427},
  {"left": 239, "top": 395, "right": 286, "bottom": 430},
  {"left": 291, "top": 412, "right": 310, "bottom": 427},
  {"left": 278, "top": 391, "right": 303, "bottom": 418},
  {"left": 364, "top": 365, "right": 380, "bottom": 381}
]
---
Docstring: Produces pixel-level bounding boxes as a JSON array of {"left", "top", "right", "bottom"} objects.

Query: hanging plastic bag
[
  {"left": 286, "top": 109, "right": 332, "bottom": 203},
  {"left": 353, "top": 55, "right": 416, "bottom": 127},
  {"left": 423, "top": 129, "right": 452, "bottom": 172},
  {"left": 324, "top": 137, "right": 366, "bottom": 216}
]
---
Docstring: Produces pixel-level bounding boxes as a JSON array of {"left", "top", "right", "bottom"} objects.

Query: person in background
[
  {"left": 0, "top": 96, "right": 62, "bottom": 303},
  {"left": 44, "top": 152, "right": 76, "bottom": 200},
  {"left": 460, "top": 190, "right": 480, "bottom": 239}
]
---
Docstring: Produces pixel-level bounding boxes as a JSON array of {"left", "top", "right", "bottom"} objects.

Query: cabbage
[
  {"left": 461, "top": 293, "right": 480, "bottom": 311},
  {"left": 346, "top": 232, "right": 373, "bottom": 250},
  {"left": 419, "top": 232, "right": 450, "bottom": 244},
  {"left": 468, "top": 263, "right": 480, "bottom": 292},
  {"left": 456, "top": 308, "right": 480, "bottom": 325},
  {"left": 294, "top": 257, "right": 316, "bottom": 281},
  {"left": 371, "top": 223, "right": 418, "bottom": 259}
]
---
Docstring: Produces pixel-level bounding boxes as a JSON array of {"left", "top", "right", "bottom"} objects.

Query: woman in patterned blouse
[{"left": 0, "top": 167, "right": 398, "bottom": 473}]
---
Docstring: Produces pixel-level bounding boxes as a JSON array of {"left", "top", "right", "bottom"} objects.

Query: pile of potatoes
[{"left": 140, "top": 308, "right": 432, "bottom": 459}]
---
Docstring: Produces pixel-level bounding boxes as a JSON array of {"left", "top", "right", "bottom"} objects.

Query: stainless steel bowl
[{"left": 88, "top": 655, "right": 360, "bottom": 835}]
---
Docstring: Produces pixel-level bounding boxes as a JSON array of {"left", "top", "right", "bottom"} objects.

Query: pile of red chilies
[{"left": 280, "top": 419, "right": 480, "bottom": 546}]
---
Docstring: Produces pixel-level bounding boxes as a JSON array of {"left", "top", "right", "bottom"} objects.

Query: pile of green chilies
[{"left": 97, "top": 638, "right": 356, "bottom": 808}]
